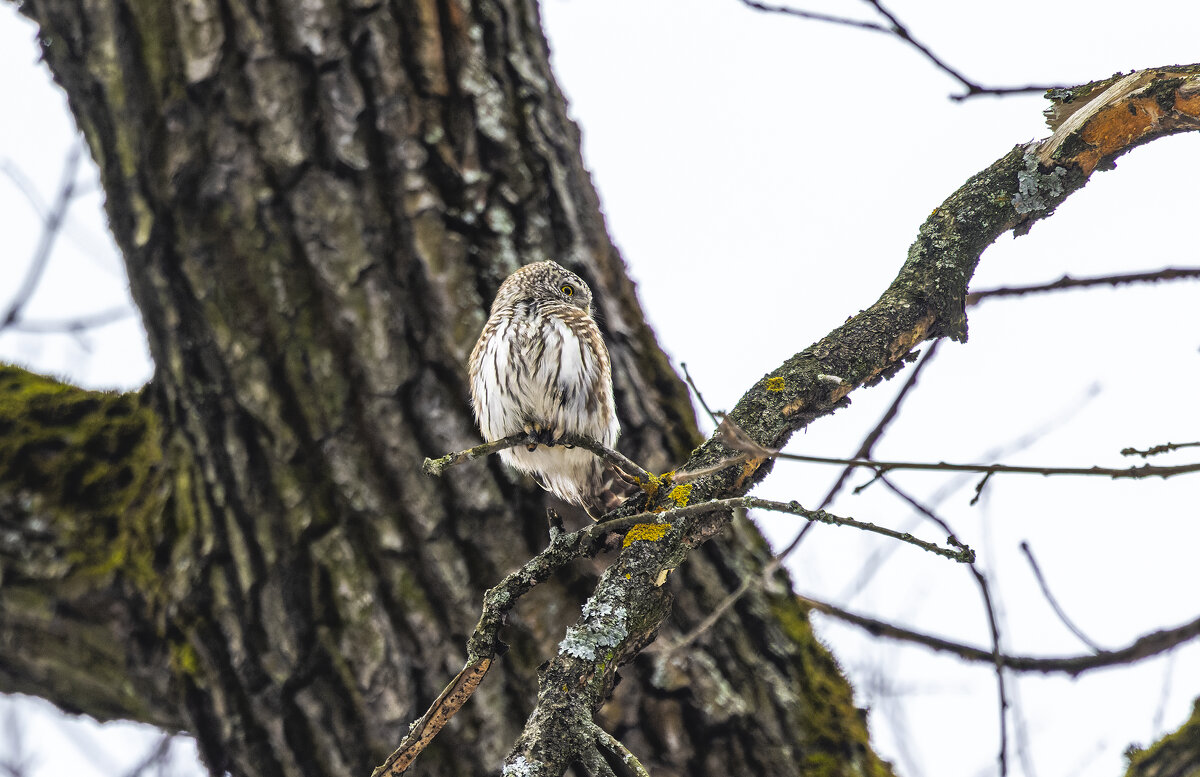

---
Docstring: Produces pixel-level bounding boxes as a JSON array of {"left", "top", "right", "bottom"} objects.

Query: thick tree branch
[
  {"left": 505, "top": 63, "right": 1200, "bottom": 774},
  {"left": 0, "top": 365, "right": 176, "bottom": 727}
]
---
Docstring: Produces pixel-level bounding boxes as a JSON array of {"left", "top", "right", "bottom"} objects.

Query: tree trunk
[{"left": 4, "top": 1, "right": 887, "bottom": 775}]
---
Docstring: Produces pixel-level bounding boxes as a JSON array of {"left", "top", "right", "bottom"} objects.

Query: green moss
[
  {"left": 0, "top": 365, "right": 168, "bottom": 596},
  {"left": 1124, "top": 696, "right": 1200, "bottom": 777},
  {"left": 767, "top": 593, "right": 896, "bottom": 777}
]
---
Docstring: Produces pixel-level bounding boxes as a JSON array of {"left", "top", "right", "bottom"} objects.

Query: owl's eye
[{"left": 560, "top": 284, "right": 574, "bottom": 297}]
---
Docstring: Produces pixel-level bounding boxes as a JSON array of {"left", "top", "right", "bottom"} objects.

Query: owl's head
[{"left": 493, "top": 260, "right": 594, "bottom": 314}]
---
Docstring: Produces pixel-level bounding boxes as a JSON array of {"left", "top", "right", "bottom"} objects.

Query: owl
[{"left": 468, "top": 261, "right": 621, "bottom": 518}]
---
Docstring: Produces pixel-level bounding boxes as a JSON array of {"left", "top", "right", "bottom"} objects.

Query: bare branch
[
  {"left": 121, "top": 734, "right": 174, "bottom": 777},
  {"left": 712, "top": 413, "right": 1200, "bottom": 481},
  {"left": 735, "top": 0, "right": 890, "bottom": 33},
  {"left": 373, "top": 512, "right": 648, "bottom": 776},
  {"left": 1020, "top": 541, "right": 1102, "bottom": 652},
  {"left": 1, "top": 145, "right": 84, "bottom": 331},
  {"left": 680, "top": 361, "right": 722, "bottom": 427},
  {"left": 1122, "top": 441, "right": 1200, "bottom": 458},
  {"left": 370, "top": 659, "right": 492, "bottom": 777},
  {"left": 622, "top": 495, "right": 973, "bottom": 563},
  {"left": 967, "top": 267, "right": 1200, "bottom": 306},
  {"left": 820, "top": 339, "right": 943, "bottom": 511},
  {"left": 800, "top": 594, "right": 1200, "bottom": 677},
  {"left": 421, "top": 433, "right": 529, "bottom": 475},
  {"left": 658, "top": 490, "right": 974, "bottom": 657},
  {"left": 560, "top": 433, "right": 654, "bottom": 487},
  {"left": 773, "top": 450, "right": 1200, "bottom": 480},
  {"left": 6, "top": 306, "right": 134, "bottom": 334},
  {"left": 423, "top": 432, "right": 654, "bottom": 488},
  {"left": 739, "top": 0, "right": 1065, "bottom": 100},
  {"left": 880, "top": 476, "right": 1009, "bottom": 776}
]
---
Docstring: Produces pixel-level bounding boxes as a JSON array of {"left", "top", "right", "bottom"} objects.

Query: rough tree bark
[{"left": 2, "top": 1, "right": 886, "bottom": 775}]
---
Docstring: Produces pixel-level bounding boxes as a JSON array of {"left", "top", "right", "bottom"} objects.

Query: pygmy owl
[{"left": 468, "top": 261, "right": 621, "bottom": 518}]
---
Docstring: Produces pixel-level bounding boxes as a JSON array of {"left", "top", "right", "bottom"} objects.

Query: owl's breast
[{"left": 470, "top": 306, "right": 614, "bottom": 443}]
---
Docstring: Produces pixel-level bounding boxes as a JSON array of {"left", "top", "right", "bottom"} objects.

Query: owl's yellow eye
[{"left": 561, "top": 284, "right": 574, "bottom": 297}]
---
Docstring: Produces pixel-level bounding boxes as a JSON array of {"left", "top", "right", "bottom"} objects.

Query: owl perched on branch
[{"left": 468, "top": 261, "right": 622, "bottom": 518}]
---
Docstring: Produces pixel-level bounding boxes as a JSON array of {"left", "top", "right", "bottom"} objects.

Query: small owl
[{"left": 468, "top": 261, "right": 621, "bottom": 518}]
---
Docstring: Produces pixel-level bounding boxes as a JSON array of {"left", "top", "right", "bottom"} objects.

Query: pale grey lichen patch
[
  {"left": 457, "top": 27, "right": 510, "bottom": 143},
  {"left": 502, "top": 755, "right": 541, "bottom": 776},
  {"left": 319, "top": 65, "right": 368, "bottom": 170},
  {"left": 245, "top": 58, "right": 308, "bottom": 172},
  {"left": 1013, "top": 152, "right": 1067, "bottom": 214},
  {"left": 173, "top": 0, "right": 225, "bottom": 83},
  {"left": 558, "top": 589, "right": 628, "bottom": 660},
  {"left": 486, "top": 204, "right": 515, "bottom": 235}
]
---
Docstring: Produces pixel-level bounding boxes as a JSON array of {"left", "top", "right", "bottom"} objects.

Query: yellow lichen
[
  {"left": 622, "top": 522, "right": 672, "bottom": 548},
  {"left": 766, "top": 376, "right": 786, "bottom": 392},
  {"left": 170, "top": 640, "right": 200, "bottom": 676},
  {"left": 638, "top": 470, "right": 674, "bottom": 500},
  {"left": 667, "top": 483, "right": 692, "bottom": 507}
]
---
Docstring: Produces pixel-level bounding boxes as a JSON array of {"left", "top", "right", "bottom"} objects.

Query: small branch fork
[
  {"left": 371, "top": 510, "right": 650, "bottom": 777},
  {"left": 393, "top": 437, "right": 976, "bottom": 775},
  {"left": 404, "top": 64, "right": 1200, "bottom": 776},
  {"left": 737, "top": 0, "right": 1065, "bottom": 100}
]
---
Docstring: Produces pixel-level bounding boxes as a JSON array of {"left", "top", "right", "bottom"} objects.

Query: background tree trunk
[{"left": 4, "top": 0, "right": 888, "bottom": 775}]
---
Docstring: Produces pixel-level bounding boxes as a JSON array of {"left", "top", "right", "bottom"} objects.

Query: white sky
[{"left": 2, "top": 1, "right": 1199, "bottom": 776}]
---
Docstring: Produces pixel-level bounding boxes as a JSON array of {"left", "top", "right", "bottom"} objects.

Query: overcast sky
[{"left": 2, "top": 2, "right": 1199, "bottom": 776}]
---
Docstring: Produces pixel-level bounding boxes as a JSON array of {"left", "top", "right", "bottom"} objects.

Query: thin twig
[
  {"left": 772, "top": 450, "right": 1200, "bottom": 480},
  {"left": 739, "top": 0, "right": 1065, "bottom": 100},
  {"left": 121, "top": 734, "right": 175, "bottom": 777},
  {"left": 371, "top": 660, "right": 491, "bottom": 776},
  {"left": 736, "top": 0, "right": 890, "bottom": 33},
  {"left": 799, "top": 594, "right": 1200, "bottom": 677},
  {"left": 880, "top": 475, "right": 1008, "bottom": 777},
  {"left": 820, "top": 339, "right": 942, "bottom": 510},
  {"left": 657, "top": 492, "right": 974, "bottom": 657},
  {"left": 861, "top": 0, "right": 1061, "bottom": 100},
  {"left": 1121, "top": 441, "right": 1200, "bottom": 458},
  {"left": 838, "top": 381, "right": 1101, "bottom": 603},
  {"left": 968, "top": 267, "right": 1200, "bottom": 306},
  {"left": 1020, "top": 541, "right": 1102, "bottom": 652},
  {"left": 659, "top": 572, "right": 758, "bottom": 656},
  {"left": 373, "top": 513, "right": 649, "bottom": 776},
  {"left": 422, "top": 433, "right": 528, "bottom": 475},
  {"left": 626, "top": 495, "right": 972, "bottom": 563},
  {"left": 6, "top": 306, "right": 134, "bottom": 333},
  {"left": 665, "top": 343, "right": 947, "bottom": 653},
  {"left": 593, "top": 725, "right": 653, "bottom": 777},
  {"left": 1, "top": 145, "right": 83, "bottom": 330},
  {"left": 560, "top": 433, "right": 654, "bottom": 486},
  {"left": 680, "top": 361, "right": 722, "bottom": 426},
  {"left": 423, "top": 432, "right": 654, "bottom": 487},
  {"left": 710, "top": 414, "right": 1200, "bottom": 482}
]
